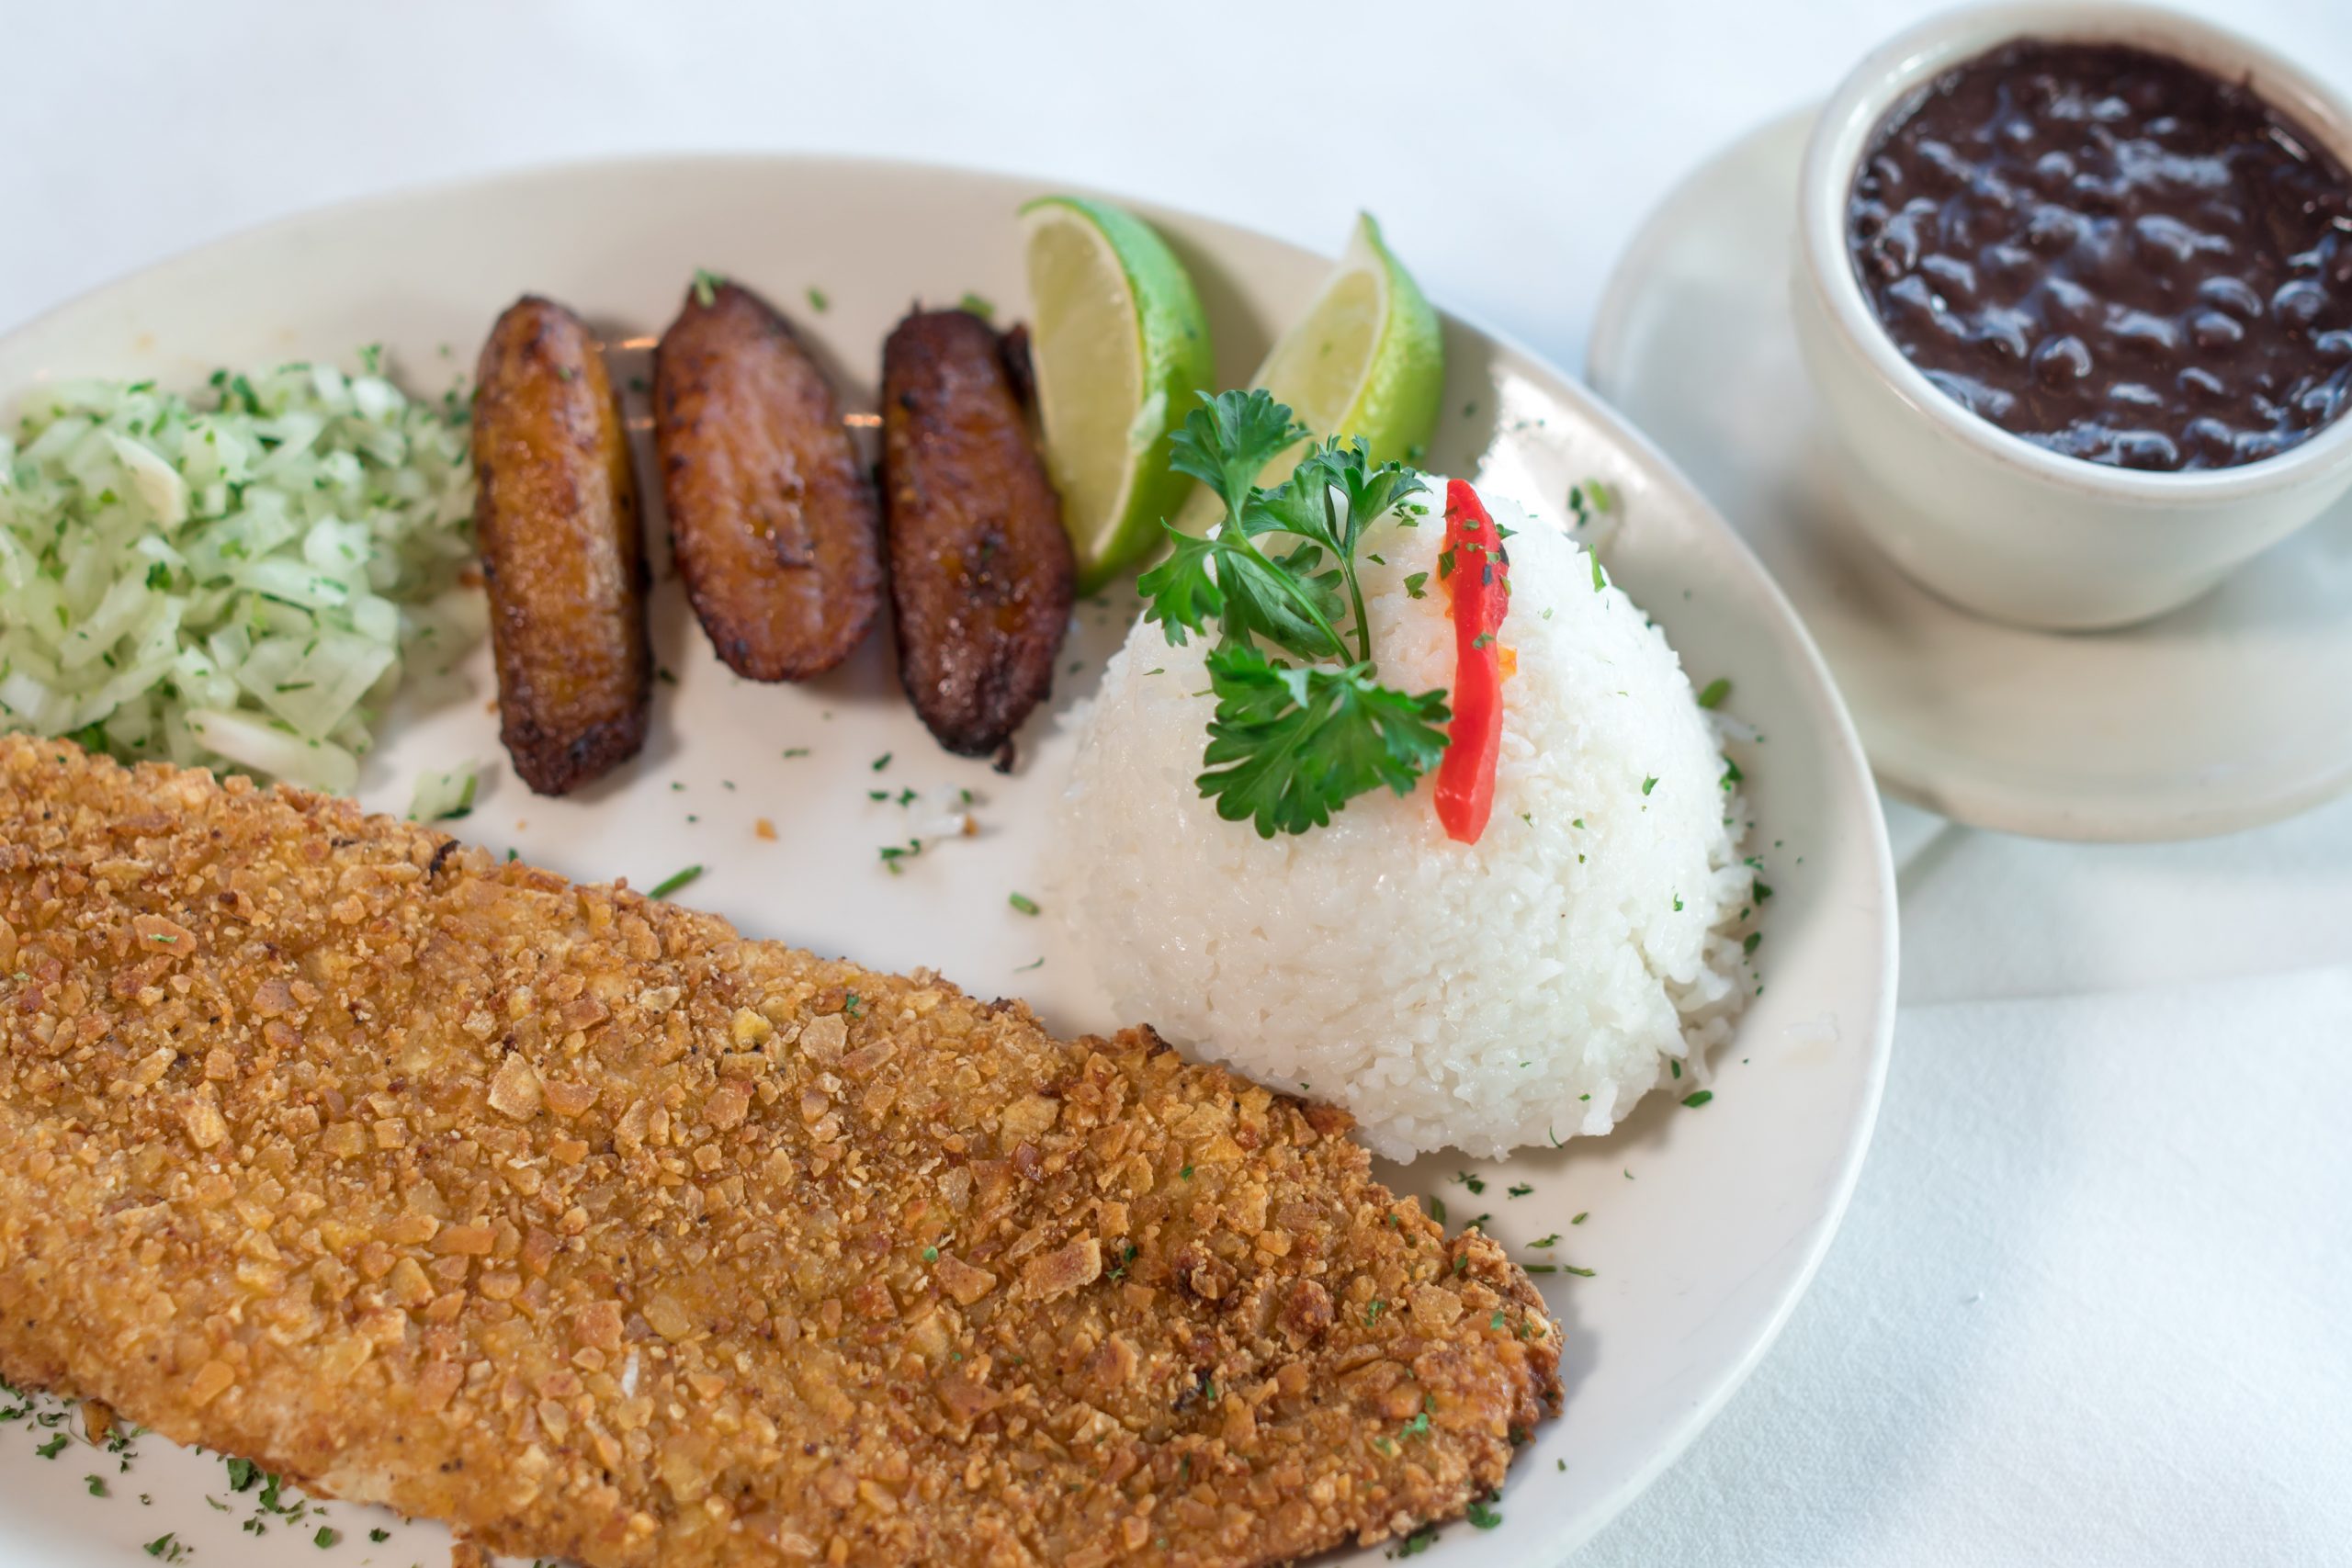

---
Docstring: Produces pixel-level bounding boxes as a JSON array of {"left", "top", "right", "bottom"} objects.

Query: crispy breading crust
[
  {"left": 0, "top": 737, "right": 1560, "bottom": 1568},
  {"left": 473, "top": 295, "right": 652, "bottom": 795}
]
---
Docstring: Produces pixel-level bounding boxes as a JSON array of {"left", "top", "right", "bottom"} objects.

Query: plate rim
[
  {"left": 0, "top": 149, "right": 1900, "bottom": 1563},
  {"left": 1586, "top": 105, "right": 2352, "bottom": 845},
  {"left": 1420, "top": 162, "right": 1899, "bottom": 1551}
]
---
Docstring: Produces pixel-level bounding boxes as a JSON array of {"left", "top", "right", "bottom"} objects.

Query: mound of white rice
[{"left": 1051, "top": 480, "right": 1751, "bottom": 1160}]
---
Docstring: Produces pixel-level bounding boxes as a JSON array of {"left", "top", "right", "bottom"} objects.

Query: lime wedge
[
  {"left": 1171, "top": 211, "right": 1443, "bottom": 534},
  {"left": 1019, "top": 195, "right": 1214, "bottom": 591}
]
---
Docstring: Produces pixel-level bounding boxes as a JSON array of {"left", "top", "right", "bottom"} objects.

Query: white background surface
[{"left": 6, "top": 2, "right": 2349, "bottom": 1562}]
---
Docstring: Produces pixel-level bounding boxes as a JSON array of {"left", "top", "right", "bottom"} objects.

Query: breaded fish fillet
[{"left": 0, "top": 736, "right": 1560, "bottom": 1568}]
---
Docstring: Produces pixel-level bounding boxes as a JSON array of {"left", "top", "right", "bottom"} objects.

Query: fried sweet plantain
[
  {"left": 654, "top": 280, "right": 883, "bottom": 680},
  {"left": 471, "top": 295, "right": 650, "bottom": 795},
  {"left": 880, "top": 309, "right": 1075, "bottom": 758}
]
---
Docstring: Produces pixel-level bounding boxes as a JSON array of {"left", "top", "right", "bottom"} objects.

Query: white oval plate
[
  {"left": 1588, "top": 108, "right": 2352, "bottom": 843},
  {"left": 0, "top": 156, "right": 1894, "bottom": 1566}
]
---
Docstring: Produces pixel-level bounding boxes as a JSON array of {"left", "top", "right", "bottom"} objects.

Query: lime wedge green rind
[
  {"left": 1019, "top": 195, "right": 1215, "bottom": 592},
  {"left": 1338, "top": 211, "right": 1444, "bottom": 470},
  {"left": 1170, "top": 211, "right": 1445, "bottom": 536}
]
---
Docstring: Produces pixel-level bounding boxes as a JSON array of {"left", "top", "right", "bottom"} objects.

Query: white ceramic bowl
[{"left": 1792, "top": 1, "right": 2352, "bottom": 631}]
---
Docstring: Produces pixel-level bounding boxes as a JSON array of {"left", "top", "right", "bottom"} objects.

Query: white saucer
[{"left": 1589, "top": 107, "right": 2352, "bottom": 843}]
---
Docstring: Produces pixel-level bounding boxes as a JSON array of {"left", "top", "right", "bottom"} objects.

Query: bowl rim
[{"left": 1795, "top": 0, "right": 2352, "bottom": 503}]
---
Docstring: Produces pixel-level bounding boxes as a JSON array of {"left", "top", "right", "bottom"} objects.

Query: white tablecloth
[
  {"left": 1579, "top": 966, "right": 2352, "bottom": 1567},
  {"left": 7, "top": 4, "right": 2350, "bottom": 1562}
]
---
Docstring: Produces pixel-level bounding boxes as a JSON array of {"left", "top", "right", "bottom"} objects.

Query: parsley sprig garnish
[{"left": 1137, "top": 390, "right": 1450, "bottom": 838}]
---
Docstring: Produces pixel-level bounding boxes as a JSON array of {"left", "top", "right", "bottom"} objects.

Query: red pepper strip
[{"left": 1435, "top": 478, "right": 1509, "bottom": 844}]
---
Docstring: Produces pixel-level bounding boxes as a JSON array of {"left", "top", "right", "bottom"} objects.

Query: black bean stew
[{"left": 1848, "top": 40, "right": 2352, "bottom": 471}]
